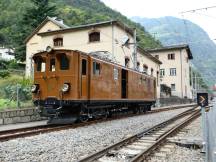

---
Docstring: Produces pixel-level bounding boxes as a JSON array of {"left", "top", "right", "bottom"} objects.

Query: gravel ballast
[
  {"left": 0, "top": 107, "right": 193, "bottom": 162},
  {"left": 165, "top": 117, "right": 204, "bottom": 162}
]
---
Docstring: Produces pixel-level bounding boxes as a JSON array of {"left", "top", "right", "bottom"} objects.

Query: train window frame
[
  {"left": 36, "top": 58, "right": 46, "bottom": 72},
  {"left": 49, "top": 58, "right": 56, "bottom": 72},
  {"left": 59, "top": 54, "right": 69, "bottom": 70},
  {"left": 93, "top": 61, "right": 101, "bottom": 76},
  {"left": 113, "top": 67, "right": 118, "bottom": 80}
]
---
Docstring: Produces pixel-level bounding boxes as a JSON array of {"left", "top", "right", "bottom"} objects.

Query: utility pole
[{"left": 133, "top": 28, "right": 137, "bottom": 70}]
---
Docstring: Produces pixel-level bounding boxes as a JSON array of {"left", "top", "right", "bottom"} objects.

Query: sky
[{"left": 101, "top": 0, "right": 216, "bottom": 41}]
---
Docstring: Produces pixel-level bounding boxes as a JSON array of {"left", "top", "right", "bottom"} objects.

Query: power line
[{"left": 180, "top": 5, "right": 216, "bottom": 14}]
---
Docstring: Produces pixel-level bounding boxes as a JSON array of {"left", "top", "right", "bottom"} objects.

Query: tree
[{"left": 14, "top": 0, "right": 56, "bottom": 61}]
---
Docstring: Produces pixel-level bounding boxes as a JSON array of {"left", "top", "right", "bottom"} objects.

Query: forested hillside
[
  {"left": 0, "top": 0, "right": 161, "bottom": 61},
  {"left": 132, "top": 16, "right": 216, "bottom": 86}
]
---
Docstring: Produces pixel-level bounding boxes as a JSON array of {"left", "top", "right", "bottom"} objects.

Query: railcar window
[
  {"left": 36, "top": 58, "right": 46, "bottom": 72},
  {"left": 113, "top": 68, "right": 118, "bottom": 80},
  {"left": 93, "top": 62, "right": 100, "bottom": 75},
  {"left": 82, "top": 59, "right": 87, "bottom": 75},
  {"left": 50, "top": 58, "right": 55, "bottom": 72},
  {"left": 60, "top": 54, "right": 69, "bottom": 70}
]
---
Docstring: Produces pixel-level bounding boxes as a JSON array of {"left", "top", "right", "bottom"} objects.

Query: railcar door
[
  {"left": 121, "top": 69, "right": 128, "bottom": 98},
  {"left": 46, "top": 54, "right": 59, "bottom": 98},
  {"left": 80, "top": 55, "right": 89, "bottom": 100}
]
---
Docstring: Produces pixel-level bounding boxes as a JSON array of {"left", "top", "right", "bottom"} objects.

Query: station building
[
  {"left": 25, "top": 17, "right": 162, "bottom": 98},
  {"left": 147, "top": 45, "right": 193, "bottom": 99}
]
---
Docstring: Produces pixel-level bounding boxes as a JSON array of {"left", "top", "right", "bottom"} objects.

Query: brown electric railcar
[{"left": 32, "top": 49, "right": 156, "bottom": 123}]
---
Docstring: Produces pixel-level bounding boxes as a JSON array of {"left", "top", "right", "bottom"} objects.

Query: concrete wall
[
  {"left": 159, "top": 97, "right": 193, "bottom": 107},
  {"left": 0, "top": 108, "right": 43, "bottom": 125}
]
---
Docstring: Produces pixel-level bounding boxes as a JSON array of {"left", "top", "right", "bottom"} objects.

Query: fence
[
  {"left": 0, "top": 83, "right": 33, "bottom": 110},
  {"left": 206, "top": 99, "right": 216, "bottom": 162}
]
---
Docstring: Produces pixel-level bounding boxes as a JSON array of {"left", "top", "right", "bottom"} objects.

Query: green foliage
[
  {"left": 0, "top": 70, "right": 10, "bottom": 78},
  {"left": 0, "top": 99, "right": 17, "bottom": 110},
  {"left": 0, "top": 75, "right": 32, "bottom": 103},
  {"left": 11, "top": 0, "right": 57, "bottom": 61},
  {"left": 0, "top": 0, "right": 161, "bottom": 62},
  {"left": 8, "top": 60, "right": 19, "bottom": 69}
]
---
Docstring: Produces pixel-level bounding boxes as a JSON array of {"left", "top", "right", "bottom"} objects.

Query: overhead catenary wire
[{"left": 179, "top": 5, "right": 216, "bottom": 14}]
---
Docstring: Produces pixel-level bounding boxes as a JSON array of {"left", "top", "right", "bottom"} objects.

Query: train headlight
[
  {"left": 61, "top": 83, "right": 70, "bottom": 93},
  {"left": 31, "top": 84, "right": 39, "bottom": 93}
]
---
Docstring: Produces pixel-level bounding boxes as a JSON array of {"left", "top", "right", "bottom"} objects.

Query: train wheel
[
  {"left": 79, "top": 109, "right": 89, "bottom": 122},
  {"left": 79, "top": 115, "right": 89, "bottom": 122}
]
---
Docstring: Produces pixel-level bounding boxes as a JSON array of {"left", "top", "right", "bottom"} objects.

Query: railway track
[
  {"left": 78, "top": 106, "right": 200, "bottom": 162},
  {"left": 0, "top": 104, "right": 196, "bottom": 142}
]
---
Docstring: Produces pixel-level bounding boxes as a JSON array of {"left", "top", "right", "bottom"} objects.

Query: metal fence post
[
  {"left": 205, "top": 110, "right": 209, "bottom": 162},
  {"left": 16, "top": 84, "right": 20, "bottom": 108}
]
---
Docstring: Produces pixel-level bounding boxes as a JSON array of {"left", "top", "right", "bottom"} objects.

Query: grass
[
  {"left": 0, "top": 71, "right": 33, "bottom": 111},
  {"left": 0, "top": 99, "right": 33, "bottom": 111}
]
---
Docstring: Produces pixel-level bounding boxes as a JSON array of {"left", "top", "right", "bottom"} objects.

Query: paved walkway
[{"left": 0, "top": 120, "right": 47, "bottom": 132}]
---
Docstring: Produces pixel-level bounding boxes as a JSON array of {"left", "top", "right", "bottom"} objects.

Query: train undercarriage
[{"left": 34, "top": 98, "right": 155, "bottom": 124}]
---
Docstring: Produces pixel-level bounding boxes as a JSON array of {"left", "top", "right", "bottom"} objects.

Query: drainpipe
[
  {"left": 180, "top": 49, "right": 183, "bottom": 98},
  {"left": 111, "top": 22, "right": 114, "bottom": 57}
]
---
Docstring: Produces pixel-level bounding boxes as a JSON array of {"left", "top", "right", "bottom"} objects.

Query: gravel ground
[
  {"left": 0, "top": 107, "right": 193, "bottom": 162},
  {"left": 165, "top": 117, "right": 205, "bottom": 162}
]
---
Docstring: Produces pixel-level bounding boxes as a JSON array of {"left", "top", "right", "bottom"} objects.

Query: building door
[
  {"left": 121, "top": 69, "right": 128, "bottom": 98},
  {"left": 80, "top": 56, "right": 88, "bottom": 100}
]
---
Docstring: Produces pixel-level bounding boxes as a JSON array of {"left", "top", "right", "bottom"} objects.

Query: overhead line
[{"left": 180, "top": 5, "right": 216, "bottom": 14}]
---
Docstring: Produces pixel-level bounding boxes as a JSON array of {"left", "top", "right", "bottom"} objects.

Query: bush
[
  {"left": 0, "top": 70, "right": 10, "bottom": 78},
  {"left": 8, "top": 60, "right": 19, "bottom": 69}
]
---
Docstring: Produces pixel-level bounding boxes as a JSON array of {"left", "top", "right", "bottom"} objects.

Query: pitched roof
[
  {"left": 137, "top": 47, "right": 162, "bottom": 64},
  {"left": 146, "top": 44, "right": 193, "bottom": 59},
  {"left": 24, "top": 16, "right": 69, "bottom": 43},
  {"left": 37, "top": 20, "right": 134, "bottom": 37}
]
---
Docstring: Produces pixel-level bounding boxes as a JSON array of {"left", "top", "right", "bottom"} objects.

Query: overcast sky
[{"left": 101, "top": 0, "right": 216, "bottom": 40}]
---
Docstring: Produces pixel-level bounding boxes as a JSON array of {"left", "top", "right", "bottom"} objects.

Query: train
[{"left": 32, "top": 49, "right": 157, "bottom": 124}]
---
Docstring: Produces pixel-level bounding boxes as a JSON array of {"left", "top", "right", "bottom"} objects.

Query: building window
[
  {"left": 89, "top": 32, "right": 100, "bottom": 42},
  {"left": 53, "top": 37, "right": 63, "bottom": 47},
  {"left": 137, "top": 62, "right": 140, "bottom": 71},
  {"left": 160, "top": 69, "right": 165, "bottom": 77},
  {"left": 168, "top": 53, "right": 175, "bottom": 60},
  {"left": 93, "top": 62, "right": 100, "bottom": 75},
  {"left": 50, "top": 58, "right": 55, "bottom": 72},
  {"left": 157, "top": 71, "right": 159, "bottom": 86},
  {"left": 170, "top": 68, "right": 176, "bottom": 76},
  {"left": 143, "top": 64, "right": 148, "bottom": 74},
  {"left": 151, "top": 68, "right": 154, "bottom": 76},
  {"left": 59, "top": 54, "right": 69, "bottom": 70},
  {"left": 125, "top": 57, "right": 130, "bottom": 68},
  {"left": 155, "top": 55, "right": 159, "bottom": 59},
  {"left": 171, "top": 84, "right": 176, "bottom": 91}
]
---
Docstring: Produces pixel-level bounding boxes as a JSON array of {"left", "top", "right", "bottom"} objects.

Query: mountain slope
[
  {"left": 132, "top": 16, "right": 216, "bottom": 86},
  {"left": 0, "top": 0, "right": 161, "bottom": 59}
]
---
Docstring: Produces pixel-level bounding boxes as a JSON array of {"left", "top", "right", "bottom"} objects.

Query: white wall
[
  {"left": 0, "top": 48, "right": 15, "bottom": 61},
  {"left": 151, "top": 49, "right": 192, "bottom": 99}
]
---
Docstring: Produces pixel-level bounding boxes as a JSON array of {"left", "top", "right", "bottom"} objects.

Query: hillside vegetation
[
  {"left": 0, "top": 0, "right": 161, "bottom": 61},
  {"left": 133, "top": 16, "right": 216, "bottom": 86}
]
